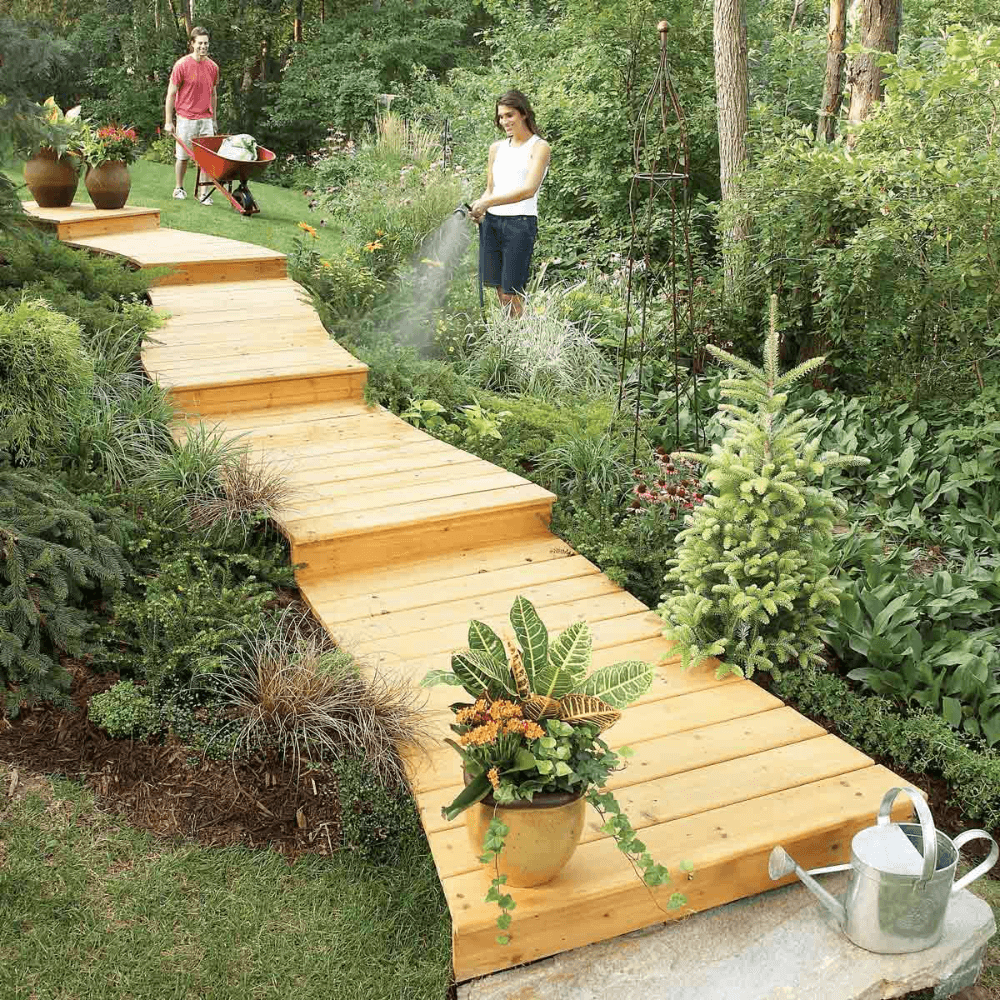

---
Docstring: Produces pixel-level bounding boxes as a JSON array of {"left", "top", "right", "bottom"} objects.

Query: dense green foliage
[{"left": 0, "top": 468, "right": 128, "bottom": 713}]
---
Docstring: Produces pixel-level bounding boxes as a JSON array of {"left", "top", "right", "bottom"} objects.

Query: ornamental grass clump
[
  {"left": 659, "top": 296, "right": 868, "bottom": 678},
  {"left": 205, "top": 608, "right": 433, "bottom": 785},
  {"left": 423, "top": 596, "right": 688, "bottom": 945}
]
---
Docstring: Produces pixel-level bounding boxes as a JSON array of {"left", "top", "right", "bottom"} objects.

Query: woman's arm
[
  {"left": 471, "top": 140, "right": 550, "bottom": 217},
  {"left": 471, "top": 143, "right": 500, "bottom": 221}
]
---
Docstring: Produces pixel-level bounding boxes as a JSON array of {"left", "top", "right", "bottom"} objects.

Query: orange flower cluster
[
  {"left": 487, "top": 767, "right": 500, "bottom": 790},
  {"left": 458, "top": 698, "right": 547, "bottom": 746}
]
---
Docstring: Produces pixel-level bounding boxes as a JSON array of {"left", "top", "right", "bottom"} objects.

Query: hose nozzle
[{"left": 453, "top": 202, "right": 473, "bottom": 218}]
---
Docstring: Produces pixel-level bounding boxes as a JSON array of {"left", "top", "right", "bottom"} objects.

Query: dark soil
[{"left": 0, "top": 662, "right": 343, "bottom": 858}]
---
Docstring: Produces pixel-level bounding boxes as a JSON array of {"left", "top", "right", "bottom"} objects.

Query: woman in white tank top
[{"left": 470, "top": 89, "right": 551, "bottom": 317}]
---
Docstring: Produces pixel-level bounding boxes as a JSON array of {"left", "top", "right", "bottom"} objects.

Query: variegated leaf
[
  {"left": 468, "top": 619, "right": 506, "bottom": 665},
  {"left": 535, "top": 620, "right": 592, "bottom": 699},
  {"left": 508, "top": 646, "right": 532, "bottom": 700},
  {"left": 522, "top": 694, "right": 560, "bottom": 720},
  {"left": 557, "top": 694, "right": 621, "bottom": 733},
  {"left": 573, "top": 660, "right": 654, "bottom": 709},
  {"left": 451, "top": 648, "right": 516, "bottom": 699},
  {"left": 509, "top": 595, "right": 548, "bottom": 690}
]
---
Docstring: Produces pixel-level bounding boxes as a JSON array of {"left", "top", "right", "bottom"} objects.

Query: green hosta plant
[
  {"left": 422, "top": 596, "right": 687, "bottom": 946},
  {"left": 659, "top": 297, "right": 869, "bottom": 678}
]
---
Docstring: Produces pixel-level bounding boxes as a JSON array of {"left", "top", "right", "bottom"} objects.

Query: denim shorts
[{"left": 479, "top": 213, "right": 538, "bottom": 295}]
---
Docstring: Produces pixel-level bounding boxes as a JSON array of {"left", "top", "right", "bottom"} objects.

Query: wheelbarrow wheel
[{"left": 233, "top": 184, "right": 258, "bottom": 215}]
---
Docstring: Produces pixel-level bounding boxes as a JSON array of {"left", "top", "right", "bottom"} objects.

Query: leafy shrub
[
  {"left": 289, "top": 242, "right": 383, "bottom": 339},
  {"left": 536, "top": 427, "right": 635, "bottom": 506},
  {"left": 660, "top": 304, "right": 867, "bottom": 678},
  {"left": 88, "top": 679, "right": 158, "bottom": 739},
  {"left": 0, "top": 468, "right": 129, "bottom": 714},
  {"left": 331, "top": 753, "right": 423, "bottom": 864},
  {"left": 102, "top": 549, "right": 291, "bottom": 690},
  {"left": 773, "top": 668, "right": 1000, "bottom": 832},
  {"left": 0, "top": 297, "right": 94, "bottom": 463}
]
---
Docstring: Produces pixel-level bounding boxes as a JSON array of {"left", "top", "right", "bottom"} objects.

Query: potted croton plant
[
  {"left": 422, "top": 595, "right": 688, "bottom": 944},
  {"left": 83, "top": 124, "right": 140, "bottom": 210},
  {"left": 21, "top": 98, "right": 86, "bottom": 208}
]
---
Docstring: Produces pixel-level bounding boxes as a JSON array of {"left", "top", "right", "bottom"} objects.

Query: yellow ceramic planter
[{"left": 465, "top": 789, "right": 587, "bottom": 888}]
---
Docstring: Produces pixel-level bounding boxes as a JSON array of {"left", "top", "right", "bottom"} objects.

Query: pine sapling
[{"left": 659, "top": 296, "right": 868, "bottom": 678}]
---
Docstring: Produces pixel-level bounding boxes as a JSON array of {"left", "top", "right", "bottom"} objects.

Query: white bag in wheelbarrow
[{"left": 218, "top": 134, "right": 259, "bottom": 161}]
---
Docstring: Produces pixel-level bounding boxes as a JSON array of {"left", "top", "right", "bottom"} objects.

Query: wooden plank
[
  {"left": 330, "top": 572, "right": 620, "bottom": 648},
  {"left": 284, "top": 469, "right": 537, "bottom": 524},
  {"left": 288, "top": 456, "right": 493, "bottom": 509},
  {"left": 150, "top": 277, "right": 306, "bottom": 305},
  {"left": 145, "top": 320, "right": 329, "bottom": 348},
  {"left": 446, "top": 765, "right": 909, "bottom": 981},
  {"left": 59, "top": 213, "right": 161, "bottom": 239},
  {"left": 69, "top": 227, "right": 287, "bottom": 263},
  {"left": 407, "top": 681, "right": 782, "bottom": 793},
  {"left": 427, "top": 735, "right": 871, "bottom": 880},
  {"left": 296, "top": 533, "right": 576, "bottom": 599},
  {"left": 320, "top": 554, "right": 600, "bottom": 625},
  {"left": 282, "top": 440, "right": 471, "bottom": 487},
  {"left": 415, "top": 707, "right": 823, "bottom": 836},
  {"left": 151, "top": 354, "right": 366, "bottom": 385},
  {"left": 176, "top": 399, "right": 374, "bottom": 432},
  {"left": 342, "top": 599, "right": 656, "bottom": 665}
]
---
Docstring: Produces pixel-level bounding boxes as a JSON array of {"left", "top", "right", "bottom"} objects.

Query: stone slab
[{"left": 458, "top": 875, "right": 996, "bottom": 1000}]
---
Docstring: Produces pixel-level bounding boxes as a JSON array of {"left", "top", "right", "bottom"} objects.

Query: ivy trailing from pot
[{"left": 422, "top": 595, "right": 690, "bottom": 945}]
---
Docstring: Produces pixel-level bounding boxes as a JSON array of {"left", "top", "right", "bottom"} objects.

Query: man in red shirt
[{"left": 164, "top": 26, "right": 219, "bottom": 204}]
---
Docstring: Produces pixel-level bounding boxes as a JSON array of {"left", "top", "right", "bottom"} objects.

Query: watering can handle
[
  {"left": 951, "top": 830, "right": 999, "bottom": 893},
  {"left": 877, "top": 786, "right": 938, "bottom": 883}
]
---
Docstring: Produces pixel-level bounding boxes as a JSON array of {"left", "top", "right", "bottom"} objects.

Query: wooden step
[
  {"left": 447, "top": 765, "right": 908, "bottom": 980},
  {"left": 167, "top": 368, "right": 368, "bottom": 416},
  {"left": 23, "top": 202, "right": 161, "bottom": 240},
  {"left": 67, "top": 227, "right": 286, "bottom": 285},
  {"left": 148, "top": 344, "right": 367, "bottom": 385}
]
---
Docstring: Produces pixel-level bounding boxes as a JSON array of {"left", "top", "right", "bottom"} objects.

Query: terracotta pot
[
  {"left": 85, "top": 160, "right": 131, "bottom": 210},
  {"left": 23, "top": 148, "right": 81, "bottom": 208},
  {"left": 465, "top": 786, "right": 587, "bottom": 888}
]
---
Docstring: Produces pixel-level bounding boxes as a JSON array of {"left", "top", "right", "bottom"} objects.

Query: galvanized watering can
[{"left": 769, "top": 786, "right": 998, "bottom": 954}]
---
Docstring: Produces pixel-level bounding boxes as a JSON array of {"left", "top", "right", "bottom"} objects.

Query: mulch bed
[{"left": 0, "top": 662, "right": 342, "bottom": 858}]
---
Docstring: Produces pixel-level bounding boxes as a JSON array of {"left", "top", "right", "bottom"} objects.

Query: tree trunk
[
  {"left": 846, "top": 0, "right": 902, "bottom": 128},
  {"left": 789, "top": 0, "right": 804, "bottom": 30},
  {"left": 818, "top": 0, "right": 847, "bottom": 141},
  {"left": 714, "top": 0, "right": 750, "bottom": 304},
  {"left": 294, "top": 0, "right": 304, "bottom": 41}
]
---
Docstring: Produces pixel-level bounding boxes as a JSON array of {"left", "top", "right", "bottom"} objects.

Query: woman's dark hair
[{"left": 494, "top": 89, "right": 541, "bottom": 137}]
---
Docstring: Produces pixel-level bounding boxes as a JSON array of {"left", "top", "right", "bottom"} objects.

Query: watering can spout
[{"left": 768, "top": 846, "right": 847, "bottom": 929}]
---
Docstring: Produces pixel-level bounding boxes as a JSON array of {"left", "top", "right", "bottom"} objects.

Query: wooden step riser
[
  {"left": 53, "top": 215, "right": 162, "bottom": 240},
  {"left": 293, "top": 502, "right": 553, "bottom": 581},
  {"left": 153, "top": 257, "right": 287, "bottom": 286},
  {"left": 168, "top": 371, "right": 367, "bottom": 415}
]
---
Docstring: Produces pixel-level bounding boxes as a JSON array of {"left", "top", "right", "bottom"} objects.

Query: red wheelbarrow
[{"left": 173, "top": 133, "right": 276, "bottom": 216}]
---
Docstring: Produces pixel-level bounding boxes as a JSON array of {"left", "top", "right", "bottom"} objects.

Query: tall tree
[
  {"left": 846, "top": 0, "right": 902, "bottom": 127},
  {"left": 818, "top": 0, "right": 847, "bottom": 141},
  {"left": 713, "top": 0, "right": 749, "bottom": 303}
]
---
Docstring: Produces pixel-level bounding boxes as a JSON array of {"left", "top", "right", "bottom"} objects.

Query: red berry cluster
[{"left": 628, "top": 448, "right": 707, "bottom": 519}]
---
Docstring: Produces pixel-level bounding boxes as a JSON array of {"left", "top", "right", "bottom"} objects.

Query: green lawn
[
  {"left": 0, "top": 767, "right": 452, "bottom": 1000},
  {"left": 9, "top": 158, "right": 346, "bottom": 258}
]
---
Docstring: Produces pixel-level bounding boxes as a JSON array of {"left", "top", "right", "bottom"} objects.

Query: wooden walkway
[{"left": 27, "top": 202, "right": 910, "bottom": 983}]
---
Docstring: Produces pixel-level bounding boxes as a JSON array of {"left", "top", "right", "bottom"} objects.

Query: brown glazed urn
[
  {"left": 85, "top": 161, "right": 131, "bottom": 210},
  {"left": 23, "top": 148, "right": 81, "bottom": 208}
]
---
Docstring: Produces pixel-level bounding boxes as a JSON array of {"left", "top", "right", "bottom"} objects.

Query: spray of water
[{"left": 382, "top": 209, "right": 475, "bottom": 351}]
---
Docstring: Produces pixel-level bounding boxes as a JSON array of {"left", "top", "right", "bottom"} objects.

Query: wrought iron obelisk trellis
[{"left": 618, "top": 20, "right": 700, "bottom": 462}]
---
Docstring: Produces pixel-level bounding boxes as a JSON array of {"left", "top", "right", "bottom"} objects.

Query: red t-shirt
[{"left": 170, "top": 55, "right": 219, "bottom": 120}]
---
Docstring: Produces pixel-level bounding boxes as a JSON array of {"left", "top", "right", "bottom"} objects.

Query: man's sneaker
[
  {"left": 198, "top": 190, "right": 213, "bottom": 206},
  {"left": 172, "top": 187, "right": 187, "bottom": 200}
]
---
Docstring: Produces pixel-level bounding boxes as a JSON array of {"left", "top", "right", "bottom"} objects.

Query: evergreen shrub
[
  {"left": 659, "top": 299, "right": 868, "bottom": 678},
  {"left": 0, "top": 468, "right": 129, "bottom": 714},
  {"left": 0, "top": 298, "right": 94, "bottom": 463}
]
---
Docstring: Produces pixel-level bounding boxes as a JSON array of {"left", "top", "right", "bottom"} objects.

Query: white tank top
[{"left": 489, "top": 134, "right": 546, "bottom": 217}]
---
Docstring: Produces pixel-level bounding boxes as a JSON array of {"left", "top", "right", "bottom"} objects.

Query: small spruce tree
[{"left": 659, "top": 296, "right": 868, "bottom": 678}]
